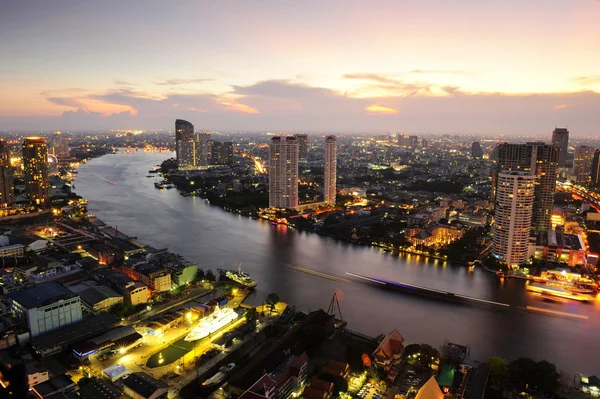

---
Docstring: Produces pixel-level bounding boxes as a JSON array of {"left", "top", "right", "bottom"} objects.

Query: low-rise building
[
  {"left": 88, "top": 243, "right": 117, "bottom": 265},
  {"left": 31, "top": 374, "right": 76, "bottom": 399},
  {"left": 78, "top": 378, "right": 123, "bottom": 399},
  {"left": 97, "top": 269, "right": 149, "bottom": 305},
  {"left": 79, "top": 285, "right": 124, "bottom": 313},
  {"left": 9, "top": 282, "right": 82, "bottom": 337},
  {"left": 528, "top": 230, "right": 587, "bottom": 266},
  {"left": 0, "top": 243, "right": 25, "bottom": 257},
  {"left": 372, "top": 329, "right": 404, "bottom": 380},
  {"left": 122, "top": 261, "right": 171, "bottom": 293},
  {"left": 121, "top": 372, "right": 168, "bottom": 399}
]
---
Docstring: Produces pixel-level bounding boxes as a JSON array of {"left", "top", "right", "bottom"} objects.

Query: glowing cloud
[
  {"left": 553, "top": 104, "right": 568, "bottom": 110},
  {"left": 365, "top": 104, "right": 398, "bottom": 115},
  {"left": 219, "top": 101, "right": 260, "bottom": 114}
]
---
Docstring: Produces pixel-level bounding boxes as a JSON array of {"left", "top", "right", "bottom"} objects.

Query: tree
[
  {"left": 245, "top": 308, "right": 258, "bottom": 327},
  {"left": 404, "top": 344, "right": 421, "bottom": 359},
  {"left": 488, "top": 357, "right": 508, "bottom": 378},
  {"left": 196, "top": 268, "right": 205, "bottom": 281},
  {"left": 417, "top": 344, "right": 439, "bottom": 368},
  {"left": 440, "top": 344, "right": 464, "bottom": 366},
  {"left": 266, "top": 293, "right": 280, "bottom": 313},
  {"left": 508, "top": 357, "right": 561, "bottom": 394},
  {"left": 205, "top": 269, "right": 216, "bottom": 282}
]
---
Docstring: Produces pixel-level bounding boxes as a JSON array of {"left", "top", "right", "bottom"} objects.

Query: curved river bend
[{"left": 75, "top": 151, "right": 599, "bottom": 375}]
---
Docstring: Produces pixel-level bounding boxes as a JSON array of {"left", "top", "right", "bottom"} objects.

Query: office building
[
  {"left": 194, "top": 132, "right": 211, "bottom": 168},
  {"left": 572, "top": 145, "right": 595, "bottom": 184},
  {"left": 269, "top": 137, "right": 299, "bottom": 209},
  {"left": 552, "top": 127, "right": 569, "bottom": 168},
  {"left": 591, "top": 149, "right": 600, "bottom": 188},
  {"left": 9, "top": 282, "right": 82, "bottom": 337},
  {"left": 22, "top": 137, "right": 50, "bottom": 206},
  {"left": 295, "top": 134, "right": 308, "bottom": 161},
  {"left": 494, "top": 142, "right": 558, "bottom": 230},
  {"left": 0, "top": 139, "right": 12, "bottom": 206},
  {"left": 175, "top": 119, "right": 194, "bottom": 167},
  {"left": 493, "top": 171, "right": 535, "bottom": 266},
  {"left": 324, "top": 136, "right": 337, "bottom": 205},
  {"left": 471, "top": 141, "right": 483, "bottom": 158}
]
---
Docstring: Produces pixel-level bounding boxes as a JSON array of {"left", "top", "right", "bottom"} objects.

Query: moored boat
[{"left": 217, "top": 267, "right": 257, "bottom": 288}]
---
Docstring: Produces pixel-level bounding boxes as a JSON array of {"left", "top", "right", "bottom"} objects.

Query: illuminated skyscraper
[
  {"left": 175, "top": 119, "right": 194, "bottom": 167},
  {"left": 295, "top": 134, "right": 308, "bottom": 161},
  {"left": 571, "top": 145, "right": 594, "bottom": 184},
  {"left": 0, "top": 140, "right": 13, "bottom": 207},
  {"left": 493, "top": 171, "right": 535, "bottom": 266},
  {"left": 269, "top": 137, "right": 298, "bottom": 209},
  {"left": 552, "top": 127, "right": 569, "bottom": 168},
  {"left": 51, "top": 131, "right": 69, "bottom": 158},
  {"left": 324, "top": 136, "right": 337, "bottom": 205},
  {"left": 591, "top": 150, "right": 600, "bottom": 188},
  {"left": 471, "top": 141, "right": 483, "bottom": 158},
  {"left": 193, "top": 132, "right": 211, "bottom": 168},
  {"left": 22, "top": 137, "right": 50, "bottom": 206},
  {"left": 494, "top": 142, "right": 558, "bottom": 231}
]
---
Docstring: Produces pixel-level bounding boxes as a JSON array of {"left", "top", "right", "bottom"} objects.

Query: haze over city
[{"left": 1, "top": 0, "right": 600, "bottom": 134}]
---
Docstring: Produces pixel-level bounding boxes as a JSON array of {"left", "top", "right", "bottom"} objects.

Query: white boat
[{"left": 184, "top": 306, "right": 238, "bottom": 342}]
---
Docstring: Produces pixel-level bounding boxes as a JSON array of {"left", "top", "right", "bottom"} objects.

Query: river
[{"left": 74, "top": 150, "right": 598, "bottom": 376}]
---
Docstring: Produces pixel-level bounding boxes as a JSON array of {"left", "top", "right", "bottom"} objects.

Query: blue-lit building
[{"left": 9, "top": 282, "right": 82, "bottom": 337}]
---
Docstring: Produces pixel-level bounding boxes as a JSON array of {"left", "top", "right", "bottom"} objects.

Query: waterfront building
[
  {"left": 373, "top": 329, "right": 404, "bottom": 381},
  {"left": 528, "top": 230, "right": 586, "bottom": 266},
  {"left": 494, "top": 142, "right": 558, "bottom": 230},
  {"left": 175, "top": 119, "right": 194, "bottom": 166},
  {"left": 572, "top": 145, "right": 595, "bottom": 184},
  {"left": 471, "top": 141, "right": 483, "bottom": 158},
  {"left": 295, "top": 134, "right": 308, "bottom": 161},
  {"left": 22, "top": 137, "right": 50, "bottom": 206},
  {"left": 493, "top": 171, "right": 535, "bottom": 266},
  {"left": 552, "top": 127, "right": 569, "bottom": 168},
  {"left": 122, "top": 260, "right": 171, "bottom": 293},
  {"left": 121, "top": 372, "right": 168, "bottom": 399},
  {"left": 9, "top": 282, "right": 83, "bottom": 337},
  {"left": 97, "top": 269, "right": 149, "bottom": 305},
  {"left": 592, "top": 149, "right": 600, "bottom": 188},
  {"left": 324, "top": 135, "right": 337, "bottom": 205},
  {"left": 0, "top": 139, "right": 12, "bottom": 207},
  {"left": 194, "top": 131, "right": 211, "bottom": 168},
  {"left": 269, "top": 136, "right": 299, "bottom": 210}
]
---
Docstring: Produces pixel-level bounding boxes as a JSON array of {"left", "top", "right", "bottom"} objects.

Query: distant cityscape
[{"left": 0, "top": 124, "right": 599, "bottom": 398}]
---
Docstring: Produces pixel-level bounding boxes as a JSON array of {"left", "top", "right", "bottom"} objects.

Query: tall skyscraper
[
  {"left": 493, "top": 171, "right": 535, "bottom": 266},
  {"left": 269, "top": 137, "right": 298, "bottom": 209},
  {"left": 324, "top": 136, "right": 337, "bottom": 205},
  {"left": 193, "top": 132, "right": 211, "bottom": 168},
  {"left": 0, "top": 140, "right": 13, "bottom": 207},
  {"left": 22, "top": 137, "right": 50, "bottom": 206},
  {"left": 591, "top": 150, "right": 600, "bottom": 188},
  {"left": 295, "top": 134, "right": 308, "bottom": 161},
  {"left": 572, "top": 145, "right": 595, "bottom": 184},
  {"left": 494, "top": 142, "right": 558, "bottom": 231},
  {"left": 552, "top": 127, "right": 569, "bottom": 168},
  {"left": 175, "top": 119, "right": 194, "bottom": 166},
  {"left": 51, "top": 131, "right": 69, "bottom": 158},
  {"left": 471, "top": 141, "right": 483, "bottom": 158}
]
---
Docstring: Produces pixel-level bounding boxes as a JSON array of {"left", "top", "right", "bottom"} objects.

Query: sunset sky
[{"left": 1, "top": 0, "right": 599, "bottom": 134}]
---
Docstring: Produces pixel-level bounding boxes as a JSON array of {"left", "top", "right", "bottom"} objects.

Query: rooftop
[
  {"left": 79, "top": 285, "right": 122, "bottom": 307},
  {"left": 77, "top": 379, "right": 122, "bottom": 399},
  {"left": 121, "top": 372, "right": 168, "bottom": 398},
  {"left": 9, "top": 282, "right": 77, "bottom": 309}
]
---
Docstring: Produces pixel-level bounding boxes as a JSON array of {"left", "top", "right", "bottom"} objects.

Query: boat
[
  {"left": 217, "top": 267, "right": 257, "bottom": 288},
  {"left": 165, "top": 184, "right": 175, "bottom": 189},
  {"left": 149, "top": 168, "right": 159, "bottom": 173},
  {"left": 496, "top": 271, "right": 511, "bottom": 278},
  {"left": 526, "top": 282, "right": 594, "bottom": 302},
  {"left": 202, "top": 363, "right": 236, "bottom": 386},
  {"left": 184, "top": 306, "right": 239, "bottom": 341},
  {"left": 154, "top": 182, "right": 164, "bottom": 189}
]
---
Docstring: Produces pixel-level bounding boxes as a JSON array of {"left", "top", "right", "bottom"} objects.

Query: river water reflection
[{"left": 75, "top": 150, "right": 599, "bottom": 375}]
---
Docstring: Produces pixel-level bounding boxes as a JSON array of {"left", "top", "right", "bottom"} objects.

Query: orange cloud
[
  {"left": 553, "top": 104, "right": 568, "bottom": 110},
  {"left": 365, "top": 104, "right": 398, "bottom": 115},
  {"left": 219, "top": 101, "right": 260, "bottom": 114}
]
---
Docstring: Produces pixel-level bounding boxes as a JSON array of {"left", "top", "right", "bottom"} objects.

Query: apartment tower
[
  {"left": 324, "top": 136, "right": 337, "bottom": 205},
  {"left": 493, "top": 171, "right": 536, "bottom": 266},
  {"left": 269, "top": 137, "right": 299, "bottom": 209},
  {"left": 572, "top": 145, "right": 595, "bottom": 184},
  {"left": 552, "top": 127, "right": 569, "bottom": 168},
  {"left": 0, "top": 140, "right": 12, "bottom": 206},
  {"left": 22, "top": 137, "right": 50, "bottom": 206}
]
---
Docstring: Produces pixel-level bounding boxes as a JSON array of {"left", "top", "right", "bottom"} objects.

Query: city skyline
[{"left": 1, "top": 1, "right": 600, "bottom": 134}]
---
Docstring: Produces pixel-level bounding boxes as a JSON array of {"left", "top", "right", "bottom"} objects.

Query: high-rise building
[
  {"left": 471, "top": 142, "right": 483, "bottom": 158},
  {"left": 175, "top": 119, "right": 194, "bottom": 166},
  {"left": 591, "top": 150, "right": 600, "bottom": 188},
  {"left": 209, "top": 141, "right": 234, "bottom": 165},
  {"left": 493, "top": 171, "right": 535, "bottom": 266},
  {"left": 22, "top": 137, "right": 50, "bottom": 206},
  {"left": 0, "top": 140, "right": 12, "bottom": 206},
  {"left": 324, "top": 136, "right": 337, "bottom": 205},
  {"left": 552, "top": 127, "right": 569, "bottom": 168},
  {"left": 269, "top": 137, "right": 298, "bottom": 209},
  {"left": 295, "top": 134, "right": 308, "bottom": 161},
  {"left": 193, "top": 132, "right": 211, "bottom": 168},
  {"left": 51, "top": 131, "right": 69, "bottom": 158},
  {"left": 571, "top": 145, "right": 595, "bottom": 184},
  {"left": 494, "top": 142, "right": 558, "bottom": 231}
]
